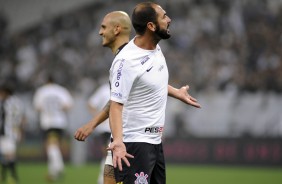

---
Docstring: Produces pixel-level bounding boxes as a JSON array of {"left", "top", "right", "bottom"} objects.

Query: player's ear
[
  {"left": 147, "top": 22, "right": 156, "bottom": 32},
  {"left": 114, "top": 25, "right": 121, "bottom": 35}
]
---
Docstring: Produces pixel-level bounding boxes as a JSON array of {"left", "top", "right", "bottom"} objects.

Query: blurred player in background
[
  {"left": 74, "top": 11, "right": 131, "bottom": 184},
  {"left": 88, "top": 79, "right": 111, "bottom": 184},
  {"left": 0, "top": 85, "right": 25, "bottom": 184},
  {"left": 33, "top": 76, "right": 73, "bottom": 182}
]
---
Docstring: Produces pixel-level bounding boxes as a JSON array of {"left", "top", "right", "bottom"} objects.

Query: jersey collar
[{"left": 115, "top": 43, "right": 128, "bottom": 56}]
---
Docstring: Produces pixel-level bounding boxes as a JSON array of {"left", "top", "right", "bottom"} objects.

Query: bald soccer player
[{"left": 74, "top": 11, "right": 131, "bottom": 184}]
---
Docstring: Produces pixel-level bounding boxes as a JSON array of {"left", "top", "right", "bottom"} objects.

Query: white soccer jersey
[
  {"left": 33, "top": 84, "right": 73, "bottom": 130},
  {"left": 88, "top": 83, "right": 111, "bottom": 133},
  {"left": 109, "top": 38, "right": 169, "bottom": 144}
]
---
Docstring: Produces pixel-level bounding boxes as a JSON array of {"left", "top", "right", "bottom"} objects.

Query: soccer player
[
  {"left": 108, "top": 2, "right": 201, "bottom": 184},
  {"left": 74, "top": 11, "right": 132, "bottom": 184},
  {"left": 0, "top": 85, "right": 25, "bottom": 184},
  {"left": 33, "top": 76, "right": 73, "bottom": 182}
]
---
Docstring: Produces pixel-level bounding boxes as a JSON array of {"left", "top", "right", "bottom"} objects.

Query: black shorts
[
  {"left": 43, "top": 128, "right": 64, "bottom": 141},
  {"left": 114, "top": 142, "right": 166, "bottom": 184}
]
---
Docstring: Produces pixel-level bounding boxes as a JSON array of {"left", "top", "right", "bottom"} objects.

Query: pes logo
[{"left": 144, "top": 126, "right": 163, "bottom": 134}]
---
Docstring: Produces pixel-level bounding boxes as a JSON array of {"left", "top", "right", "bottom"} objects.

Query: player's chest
[{"left": 137, "top": 55, "right": 168, "bottom": 89}]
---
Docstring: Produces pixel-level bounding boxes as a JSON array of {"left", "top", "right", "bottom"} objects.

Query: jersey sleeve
[
  {"left": 110, "top": 58, "right": 138, "bottom": 104},
  {"left": 61, "top": 89, "right": 73, "bottom": 108},
  {"left": 88, "top": 90, "right": 100, "bottom": 108},
  {"left": 33, "top": 90, "right": 42, "bottom": 110},
  {"left": 88, "top": 84, "right": 109, "bottom": 109}
]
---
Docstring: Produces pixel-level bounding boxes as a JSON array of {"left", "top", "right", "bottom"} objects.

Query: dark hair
[
  {"left": 0, "top": 85, "right": 13, "bottom": 95},
  {"left": 132, "top": 2, "right": 158, "bottom": 35},
  {"left": 47, "top": 75, "right": 54, "bottom": 83}
]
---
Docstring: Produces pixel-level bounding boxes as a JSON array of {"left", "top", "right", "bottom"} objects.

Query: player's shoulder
[
  {"left": 6, "top": 95, "right": 22, "bottom": 107},
  {"left": 115, "top": 43, "right": 148, "bottom": 67},
  {"left": 37, "top": 84, "right": 69, "bottom": 96},
  {"left": 117, "top": 38, "right": 144, "bottom": 58}
]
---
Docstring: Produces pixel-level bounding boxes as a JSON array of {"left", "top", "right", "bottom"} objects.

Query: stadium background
[{"left": 0, "top": 0, "right": 282, "bottom": 183}]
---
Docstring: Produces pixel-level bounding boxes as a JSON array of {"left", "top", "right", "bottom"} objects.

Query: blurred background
[{"left": 0, "top": 0, "right": 282, "bottom": 175}]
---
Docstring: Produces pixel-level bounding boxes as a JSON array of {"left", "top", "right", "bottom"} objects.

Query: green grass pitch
[{"left": 15, "top": 162, "right": 282, "bottom": 184}]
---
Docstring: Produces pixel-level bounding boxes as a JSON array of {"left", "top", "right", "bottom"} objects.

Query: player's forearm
[
  {"left": 89, "top": 110, "right": 109, "bottom": 129},
  {"left": 109, "top": 101, "right": 123, "bottom": 141},
  {"left": 88, "top": 101, "right": 110, "bottom": 128},
  {"left": 102, "top": 100, "right": 111, "bottom": 116},
  {"left": 88, "top": 104, "right": 98, "bottom": 115},
  {"left": 168, "top": 85, "right": 180, "bottom": 99}
]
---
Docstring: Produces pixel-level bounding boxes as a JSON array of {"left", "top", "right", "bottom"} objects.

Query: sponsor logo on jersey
[
  {"left": 135, "top": 172, "right": 148, "bottom": 184},
  {"left": 140, "top": 55, "right": 150, "bottom": 65},
  {"left": 146, "top": 66, "right": 153, "bottom": 72},
  {"left": 144, "top": 126, "right": 164, "bottom": 134},
  {"left": 116, "top": 59, "right": 125, "bottom": 81},
  {"left": 111, "top": 92, "right": 122, "bottom": 99},
  {"left": 158, "top": 65, "right": 164, "bottom": 72}
]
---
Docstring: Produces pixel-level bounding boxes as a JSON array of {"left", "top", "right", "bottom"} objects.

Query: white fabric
[
  {"left": 33, "top": 84, "right": 73, "bottom": 130},
  {"left": 104, "top": 150, "right": 113, "bottom": 166},
  {"left": 0, "top": 136, "right": 16, "bottom": 154},
  {"left": 109, "top": 38, "right": 168, "bottom": 144},
  {"left": 97, "top": 157, "right": 106, "bottom": 184},
  {"left": 88, "top": 83, "right": 110, "bottom": 133},
  {"left": 1, "top": 96, "right": 24, "bottom": 141},
  {"left": 47, "top": 144, "right": 64, "bottom": 178}
]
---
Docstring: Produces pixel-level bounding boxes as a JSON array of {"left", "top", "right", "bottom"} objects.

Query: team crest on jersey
[{"left": 135, "top": 172, "right": 148, "bottom": 184}]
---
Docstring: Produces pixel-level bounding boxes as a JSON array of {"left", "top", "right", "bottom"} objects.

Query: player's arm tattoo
[
  {"left": 102, "top": 100, "right": 111, "bottom": 116},
  {"left": 104, "top": 164, "right": 115, "bottom": 179}
]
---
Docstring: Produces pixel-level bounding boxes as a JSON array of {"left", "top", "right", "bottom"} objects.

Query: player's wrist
[{"left": 113, "top": 136, "right": 123, "bottom": 142}]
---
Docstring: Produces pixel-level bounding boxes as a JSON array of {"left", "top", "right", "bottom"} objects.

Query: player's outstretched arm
[
  {"left": 168, "top": 85, "right": 201, "bottom": 108},
  {"left": 74, "top": 101, "right": 110, "bottom": 141}
]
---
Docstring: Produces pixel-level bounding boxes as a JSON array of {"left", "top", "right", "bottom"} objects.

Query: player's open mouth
[
  {"left": 167, "top": 27, "right": 170, "bottom": 34},
  {"left": 167, "top": 25, "right": 170, "bottom": 34}
]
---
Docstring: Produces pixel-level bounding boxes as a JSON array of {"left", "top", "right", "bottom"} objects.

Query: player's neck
[
  {"left": 112, "top": 38, "right": 129, "bottom": 54},
  {"left": 134, "top": 35, "right": 159, "bottom": 50}
]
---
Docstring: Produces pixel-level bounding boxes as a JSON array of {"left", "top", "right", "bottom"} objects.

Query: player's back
[{"left": 33, "top": 84, "right": 73, "bottom": 130}]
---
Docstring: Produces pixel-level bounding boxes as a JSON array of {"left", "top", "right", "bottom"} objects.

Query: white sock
[
  {"left": 47, "top": 144, "right": 64, "bottom": 178},
  {"left": 97, "top": 157, "right": 105, "bottom": 184}
]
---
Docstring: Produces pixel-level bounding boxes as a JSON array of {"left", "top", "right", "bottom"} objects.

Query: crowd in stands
[{"left": 1, "top": 0, "right": 281, "bottom": 94}]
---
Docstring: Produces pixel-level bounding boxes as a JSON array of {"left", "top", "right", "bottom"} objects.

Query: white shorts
[
  {"left": 0, "top": 136, "right": 16, "bottom": 155},
  {"left": 104, "top": 150, "right": 113, "bottom": 166}
]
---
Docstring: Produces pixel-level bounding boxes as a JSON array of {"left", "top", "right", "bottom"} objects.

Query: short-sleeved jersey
[
  {"left": 33, "top": 84, "right": 73, "bottom": 130},
  {"left": 88, "top": 83, "right": 111, "bottom": 133},
  {"left": 109, "top": 38, "right": 168, "bottom": 144},
  {"left": 0, "top": 96, "right": 24, "bottom": 141}
]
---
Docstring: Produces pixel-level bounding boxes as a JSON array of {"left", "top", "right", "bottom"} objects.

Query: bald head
[
  {"left": 99, "top": 11, "right": 132, "bottom": 53},
  {"left": 104, "top": 11, "right": 131, "bottom": 36}
]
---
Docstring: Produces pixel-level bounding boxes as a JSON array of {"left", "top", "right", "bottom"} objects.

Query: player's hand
[
  {"left": 107, "top": 140, "right": 134, "bottom": 171},
  {"left": 179, "top": 85, "right": 201, "bottom": 108},
  {"left": 74, "top": 123, "right": 94, "bottom": 141}
]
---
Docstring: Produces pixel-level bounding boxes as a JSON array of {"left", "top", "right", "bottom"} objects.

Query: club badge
[{"left": 135, "top": 172, "right": 148, "bottom": 184}]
